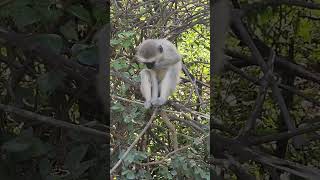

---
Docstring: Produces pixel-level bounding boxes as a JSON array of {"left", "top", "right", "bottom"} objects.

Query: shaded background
[
  {"left": 211, "top": 0, "right": 320, "bottom": 179},
  {"left": 0, "top": 0, "right": 109, "bottom": 179}
]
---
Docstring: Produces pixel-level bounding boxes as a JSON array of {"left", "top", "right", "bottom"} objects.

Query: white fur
[{"left": 137, "top": 39, "right": 182, "bottom": 108}]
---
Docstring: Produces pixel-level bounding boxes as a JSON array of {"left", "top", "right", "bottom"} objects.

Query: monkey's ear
[{"left": 159, "top": 45, "right": 163, "bottom": 53}]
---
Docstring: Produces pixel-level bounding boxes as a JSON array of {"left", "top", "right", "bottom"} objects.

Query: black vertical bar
[
  {"left": 107, "top": 1, "right": 111, "bottom": 179},
  {"left": 210, "top": 0, "right": 215, "bottom": 178}
]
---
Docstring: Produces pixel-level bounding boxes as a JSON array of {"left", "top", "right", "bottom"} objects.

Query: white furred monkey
[{"left": 135, "top": 39, "right": 182, "bottom": 109}]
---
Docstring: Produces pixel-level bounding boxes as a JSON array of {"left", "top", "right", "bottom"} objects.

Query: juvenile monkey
[{"left": 135, "top": 39, "right": 182, "bottom": 109}]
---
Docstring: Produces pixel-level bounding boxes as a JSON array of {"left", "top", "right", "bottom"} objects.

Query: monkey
[{"left": 135, "top": 39, "right": 182, "bottom": 109}]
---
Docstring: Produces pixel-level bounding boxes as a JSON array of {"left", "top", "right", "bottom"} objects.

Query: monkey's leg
[
  {"left": 153, "top": 68, "right": 179, "bottom": 106},
  {"left": 150, "top": 70, "right": 159, "bottom": 104},
  {"left": 140, "top": 69, "right": 152, "bottom": 109}
]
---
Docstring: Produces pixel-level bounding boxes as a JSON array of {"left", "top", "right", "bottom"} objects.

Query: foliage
[{"left": 110, "top": 0, "right": 210, "bottom": 179}]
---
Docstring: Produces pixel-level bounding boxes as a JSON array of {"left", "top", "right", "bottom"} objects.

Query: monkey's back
[{"left": 156, "top": 39, "right": 182, "bottom": 82}]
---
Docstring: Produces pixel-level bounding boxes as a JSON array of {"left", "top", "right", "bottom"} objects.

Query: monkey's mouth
[{"left": 144, "top": 62, "right": 155, "bottom": 69}]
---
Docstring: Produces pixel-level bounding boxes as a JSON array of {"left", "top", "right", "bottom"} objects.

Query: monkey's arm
[
  {"left": 154, "top": 54, "right": 181, "bottom": 69},
  {"left": 153, "top": 67, "right": 180, "bottom": 106},
  {"left": 140, "top": 69, "right": 152, "bottom": 109},
  {"left": 150, "top": 70, "right": 158, "bottom": 102}
]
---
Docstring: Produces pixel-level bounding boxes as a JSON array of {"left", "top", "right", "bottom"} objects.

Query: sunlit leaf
[{"left": 298, "top": 20, "right": 312, "bottom": 42}]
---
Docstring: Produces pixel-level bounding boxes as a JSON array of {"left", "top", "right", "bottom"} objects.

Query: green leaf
[
  {"left": 33, "top": 1, "right": 63, "bottom": 22},
  {"left": 0, "top": 163, "right": 10, "bottom": 179},
  {"left": 225, "top": 94, "right": 237, "bottom": 106},
  {"left": 60, "top": 21, "right": 78, "bottom": 40},
  {"left": 171, "top": 170, "right": 177, "bottom": 176},
  {"left": 14, "top": 86, "right": 34, "bottom": 107},
  {"left": 126, "top": 170, "right": 136, "bottom": 179},
  {"left": 193, "top": 137, "right": 202, "bottom": 145},
  {"left": 2, "top": 140, "right": 31, "bottom": 152},
  {"left": 12, "top": 6, "right": 40, "bottom": 28},
  {"left": 32, "top": 34, "right": 63, "bottom": 54},
  {"left": 111, "top": 59, "right": 127, "bottom": 70},
  {"left": 65, "top": 145, "right": 89, "bottom": 170},
  {"left": 37, "top": 70, "right": 66, "bottom": 95},
  {"left": 4, "top": 0, "right": 39, "bottom": 28},
  {"left": 71, "top": 44, "right": 88, "bottom": 54},
  {"left": 158, "top": 167, "right": 173, "bottom": 179},
  {"left": 189, "top": 160, "right": 196, "bottom": 167},
  {"left": 111, "top": 103, "right": 124, "bottom": 111},
  {"left": 10, "top": 0, "right": 32, "bottom": 6},
  {"left": 298, "top": 20, "right": 312, "bottom": 42},
  {"left": 118, "top": 31, "right": 135, "bottom": 38},
  {"left": 110, "top": 39, "right": 121, "bottom": 46},
  {"left": 76, "top": 46, "right": 99, "bottom": 66},
  {"left": 134, "top": 151, "right": 147, "bottom": 161},
  {"left": 20, "top": 127, "right": 34, "bottom": 138},
  {"left": 112, "top": 31, "right": 136, "bottom": 49},
  {"left": 67, "top": 5, "right": 91, "bottom": 23},
  {"left": 124, "top": 153, "right": 135, "bottom": 164},
  {"left": 92, "top": 7, "right": 108, "bottom": 24},
  {"left": 71, "top": 160, "right": 95, "bottom": 178},
  {"left": 3, "top": 137, "right": 50, "bottom": 162},
  {"left": 71, "top": 44, "right": 98, "bottom": 66},
  {"left": 121, "top": 169, "right": 130, "bottom": 175},
  {"left": 258, "top": 8, "right": 271, "bottom": 25},
  {"left": 28, "top": 138, "right": 50, "bottom": 157},
  {"left": 45, "top": 175, "right": 61, "bottom": 180},
  {"left": 89, "top": 166, "right": 105, "bottom": 180},
  {"left": 182, "top": 163, "right": 188, "bottom": 171},
  {"left": 39, "top": 158, "right": 51, "bottom": 178}
]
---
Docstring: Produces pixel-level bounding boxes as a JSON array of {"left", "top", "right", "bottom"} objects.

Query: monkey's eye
[{"left": 159, "top": 45, "right": 163, "bottom": 53}]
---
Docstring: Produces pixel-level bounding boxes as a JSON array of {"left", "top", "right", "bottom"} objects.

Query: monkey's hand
[
  {"left": 144, "top": 101, "right": 152, "bottom": 109},
  {"left": 151, "top": 97, "right": 167, "bottom": 106},
  {"left": 151, "top": 98, "right": 158, "bottom": 104}
]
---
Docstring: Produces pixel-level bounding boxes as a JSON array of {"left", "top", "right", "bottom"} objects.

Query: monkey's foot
[
  {"left": 151, "top": 98, "right": 158, "bottom": 105},
  {"left": 144, "top": 101, "right": 152, "bottom": 109},
  {"left": 151, "top": 97, "right": 166, "bottom": 106}
]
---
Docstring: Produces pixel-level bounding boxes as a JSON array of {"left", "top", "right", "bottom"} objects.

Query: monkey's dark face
[{"left": 144, "top": 62, "right": 155, "bottom": 69}]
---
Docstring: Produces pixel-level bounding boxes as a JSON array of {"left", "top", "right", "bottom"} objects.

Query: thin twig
[
  {"left": 111, "top": 95, "right": 210, "bottom": 119},
  {"left": 110, "top": 108, "right": 159, "bottom": 174},
  {"left": 138, "top": 135, "right": 208, "bottom": 166},
  {"left": 250, "top": 122, "right": 320, "bottom": 145},
  {"left": 160, "top": 111, "right": 178, "bottom": 150},
  {"left": 182, "top": 64, "right": 206, "bottom": 109}
]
